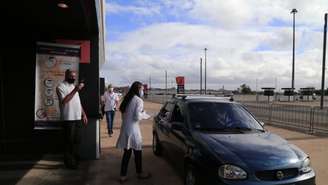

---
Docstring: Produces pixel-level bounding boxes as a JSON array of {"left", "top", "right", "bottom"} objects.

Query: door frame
[{"left": 0, "top": 55, "right": 5, "bottom": 153}]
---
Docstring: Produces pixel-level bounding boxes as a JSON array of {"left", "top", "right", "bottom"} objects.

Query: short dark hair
[{"left": 65, "top": 69, "right": 72, "bottom": 78}]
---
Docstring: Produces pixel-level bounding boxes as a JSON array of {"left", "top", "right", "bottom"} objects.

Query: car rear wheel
[
  {"left": 152, "top": 132, "right": 162, "bottom": 156},
  {"left": 184, "top": 164, "right": 199, "bottom": 185}
]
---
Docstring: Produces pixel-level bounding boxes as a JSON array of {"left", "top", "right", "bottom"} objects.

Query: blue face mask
[{"left": 139, "top": 90, "right": 144, "bottom": 97}]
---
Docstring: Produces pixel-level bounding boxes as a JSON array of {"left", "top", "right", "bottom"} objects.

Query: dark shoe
[
  {"left": 65, "top": 157, "right": 79, "bottom": 169},
  {"left": 137, "top": 172, "right": 151, "bottom": 179},
  {"left": 69, "top": 164, "right": 78, "bottom": 170},
  {"left": 119, "top": 176, "right": 128, "bottom": 184},
  {"left": 65, "top": 163, "right": 78, "bottom": 169}
]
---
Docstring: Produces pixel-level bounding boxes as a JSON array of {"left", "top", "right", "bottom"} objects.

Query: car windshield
[{"left": 188, "top": 102, "right": 263, "bottom": 131}]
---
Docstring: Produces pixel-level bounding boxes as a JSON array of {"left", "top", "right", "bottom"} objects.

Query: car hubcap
[{"left": 186, "top": 169, "right": 195, "bottom": 185}]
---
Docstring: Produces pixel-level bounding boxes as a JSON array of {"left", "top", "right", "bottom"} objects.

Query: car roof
[{"left": 171, "top": 94, "right": 236, "bottom": 104}]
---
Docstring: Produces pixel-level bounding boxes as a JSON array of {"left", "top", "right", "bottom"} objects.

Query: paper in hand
[{"left": 141, "top": 111, "right": 151, "bottom": 120}]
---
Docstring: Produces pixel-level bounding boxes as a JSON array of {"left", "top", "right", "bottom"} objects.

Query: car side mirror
[
  {"left": 171, "top": 123, "right": 184, "bottom": 131},
  {"left": 260, "top": 121, "right": 265, "bottom": 127}
]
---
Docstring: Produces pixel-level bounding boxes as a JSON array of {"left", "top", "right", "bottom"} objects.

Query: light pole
[
  {"left": 165, "top": 70, "right": 168, "bottom": 96},
  {"left": 256, "top": 78, "right": 258, "bottom": 102},
  {"left": 204, "top": 48, "right": 208, "bottom": 94},
  {"left": 149, "top": 75, "right": 151, "bottom": 90},
  {"left": 200, "top": 57, "right": 203, "bottom": 94},
  {"left": 320, "top": 13, "right": 327, "bottom": 109},
  {"left": 291, "top": 9, "right": 297, "bottom": 91}
]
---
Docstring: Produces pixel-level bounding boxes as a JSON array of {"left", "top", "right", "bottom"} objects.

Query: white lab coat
[{"left": 116, "top": 95, "right": 145, "bottom": 150}]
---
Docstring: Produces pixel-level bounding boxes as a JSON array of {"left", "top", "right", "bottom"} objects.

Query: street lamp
[
  {"left": 204, "top": 48, "right": 208, "bottom": 94},
  {"left": 320, "top": 13, "right": 327, "bottom": 109},
  {"left": 200, "top": 57, "right": 203, "bottom": 94},
  {"left": 291, "top": 8, "right": 297, "bottom": 91}
]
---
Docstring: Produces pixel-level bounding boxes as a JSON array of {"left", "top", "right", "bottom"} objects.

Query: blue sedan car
[{"left": 152, "top": 95, "right": 315, "bottom": 185}]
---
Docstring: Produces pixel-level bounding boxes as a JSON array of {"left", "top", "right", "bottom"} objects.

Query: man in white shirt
[
  {"left": 56, "top": 69, "right": 88, "bottom": 169},
  {"left": 102, "top": 84, "right": 119, "bottom": 136}
]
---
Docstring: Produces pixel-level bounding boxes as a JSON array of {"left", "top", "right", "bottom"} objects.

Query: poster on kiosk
[{"left": 34, "top": 42, "right": 80, "bottom": 129}]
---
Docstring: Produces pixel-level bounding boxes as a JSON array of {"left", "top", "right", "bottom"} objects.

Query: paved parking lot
[{"left": 1, "top": 101, "right": 327, "bottom": 185}]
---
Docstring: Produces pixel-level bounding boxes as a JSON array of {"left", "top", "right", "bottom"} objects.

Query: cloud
[
  {"left": 188, "top": 0, "right": 328, "bottom": 28},
  {"left": 102, "top": 0, "right": 328, "bottom": 90},
  {"left": 106, "top": 2, "right": 160, "bottom": 16}
]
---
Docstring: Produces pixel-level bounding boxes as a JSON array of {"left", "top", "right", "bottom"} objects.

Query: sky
[{"left": 101, "top": 0, "right": 328, "bottom": 90}]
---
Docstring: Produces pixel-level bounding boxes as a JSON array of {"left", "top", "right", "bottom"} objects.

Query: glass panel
[{"left": 188, "top": 102, "right": 263, "bottom": 131}]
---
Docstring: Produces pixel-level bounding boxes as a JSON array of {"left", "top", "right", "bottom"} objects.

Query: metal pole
[
  {"left": 256, "top": 79, "right": 258, "bottom": 102},
  {"left": 275, "top": 78, "right": 278, "bottom": 101},
  {"left": 165, "top": 70, "right": 168, "bottom": 97},
  {"left": 292, "top": 12, "right": 295, "bottom": 89},
  {"left": 204, "top": 48, "right": 208, "bottom": 94},
  {"left": 149, "top": 75, "right": 151, "bottom": 99},
  {"left": 320, "top": 13, "right": 327, "bottom": 109},
  {"left": 200, "top": 57, "right": 202, "bottom": 94},
  {"left": 291, "top": 9, "right": 297, "bottom": 90},
  {"left": 149, "top": 75, "right": 151, "bottom": 90}
]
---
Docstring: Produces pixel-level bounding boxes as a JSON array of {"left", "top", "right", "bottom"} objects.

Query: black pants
[
  {"left": 63, "top": 121, "right": 82, "bottom": 168},
  {"left": 120, "top": 149, "right": 142, "bottom": 176}
]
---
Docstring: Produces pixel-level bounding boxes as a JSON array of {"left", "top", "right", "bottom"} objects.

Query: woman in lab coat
[{"left": 116, "top": 81, "right": 151, "bottom": 183}]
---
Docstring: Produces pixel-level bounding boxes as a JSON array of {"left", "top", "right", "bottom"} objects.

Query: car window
[
  {"left": 159, "top": 102, "right": 175, "bottom": 120},
  {"left": 171, "top": 105, "right": 184, "bottom": 123},
  {"left": 188, "top": 102, "right": 263, "bottom": 131},
  {"left": 158, "top": 103, "right": 168, "bottom": 116}
]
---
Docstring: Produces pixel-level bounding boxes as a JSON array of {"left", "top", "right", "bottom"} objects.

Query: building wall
[
  {"left": 0, "top": 34, "right": 101, "bottom": 157},
  {"left": 0, "top": 0, "right": 105, "bottom": 158},
  {"left": 95, "top": 0, "right": 106, "bottom": 67},
  {"left": 0, "top": 33, "right": 59, "bottom": 154}
]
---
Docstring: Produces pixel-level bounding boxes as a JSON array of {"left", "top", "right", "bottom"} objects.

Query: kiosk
[
  {"left": 300, "top": 87, "right": 316, "bottom": 101},
  {"left": 281, "top": 88, "right": 295, "bottom": 101},
  {"left": 262, "top": 87, "right": 275, "bottom": 102},
  {"left": 0, "top": 0, "right": 105, "bottom": 159}
]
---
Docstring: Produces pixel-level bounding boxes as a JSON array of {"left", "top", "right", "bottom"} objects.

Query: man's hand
[
  {"left": 76, "top": 83, "right": 85, "bottom": 91},
  {"left": 82, "top": 114, "right": 88, "bottom": 126}
]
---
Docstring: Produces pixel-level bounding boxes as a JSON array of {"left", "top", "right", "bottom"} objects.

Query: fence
[
  {"left": 146, "top": 94, "right": 170, "bottom": 104},
  {"left": 243, "top": 102, "right": 328, "bottom": 134},
  {"left": 145, "top": 93, "right": 328, "bottom": 134}
]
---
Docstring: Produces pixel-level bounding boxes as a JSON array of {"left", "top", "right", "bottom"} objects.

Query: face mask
[
  {"left": 139, "top": 90, "right": 144, "bottom": 97},
  {"left": 67, "top": 78, "right": 75, "bottom": 84}
]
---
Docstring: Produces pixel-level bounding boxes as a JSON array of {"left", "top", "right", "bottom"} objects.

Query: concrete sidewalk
[{"left": 0, "top": 101, "right": 327, "bottom": 185}]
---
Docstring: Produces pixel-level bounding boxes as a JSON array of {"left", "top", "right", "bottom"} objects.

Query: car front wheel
[{"left": 152, "top": 132, "right": 162, "bottom": 156}]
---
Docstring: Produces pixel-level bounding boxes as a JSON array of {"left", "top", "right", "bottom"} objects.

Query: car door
[
  {"left": 156, "top": 102, "right": 175, "bottom": 150},
  {"left": 168, "top": 103, "right": 188, "bottom": 171}
]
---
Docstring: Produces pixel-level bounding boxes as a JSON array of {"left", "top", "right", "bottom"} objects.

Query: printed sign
[
  {"left": 176, "top": 76, "right": 185, "bottom": 94},
  {"left": 34, "top": 42, "right": 80, "bottom": 127}
]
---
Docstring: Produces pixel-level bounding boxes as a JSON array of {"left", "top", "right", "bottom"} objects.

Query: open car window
[
  {"left": 171, "top": 105, "right": 184, "bottom": 123},
  {"left": 159, "top": 102, "right": 175, "bottom": 120}
]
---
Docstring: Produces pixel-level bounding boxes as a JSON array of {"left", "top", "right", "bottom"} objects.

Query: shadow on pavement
[{"left": 0, "top": 155, "right": 42, "bottom": 185}]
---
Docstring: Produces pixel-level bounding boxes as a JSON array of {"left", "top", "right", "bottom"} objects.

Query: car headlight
[
  {"left": 300, "top": 157, "right": 312, "bottom": 174},
  {"left": 218, "top": 164, "right": 247, "bottom": 180}
]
